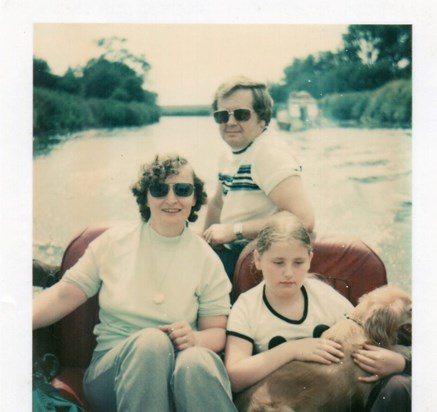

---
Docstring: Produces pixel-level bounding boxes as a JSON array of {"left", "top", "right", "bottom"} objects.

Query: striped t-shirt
[{"left": 218, "top": 131, "right": 302, "bottom": 225}]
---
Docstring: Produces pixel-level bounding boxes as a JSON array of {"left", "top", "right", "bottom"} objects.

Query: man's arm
[
  {"left": 203, "top": 181, "right": 223, "bottom": 231},
  {"left": 203, "top": 175, "right": 315, "bottom": 245},
  {"left": 268, "top": 175, "right": 315, "bottom": 232}
]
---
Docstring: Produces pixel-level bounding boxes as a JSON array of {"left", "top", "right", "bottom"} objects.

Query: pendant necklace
[
  {"left": 148, "top": 224, "right": 183, "bottom": 305},
  {"left": 153, "top": 292, "right": 166, "bottom": 305}
]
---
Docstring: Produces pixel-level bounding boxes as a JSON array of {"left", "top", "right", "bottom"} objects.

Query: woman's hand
[
  {"left": 291, "top": 338, "right": 344, "bottom": 364},
  {"left": 159, "top": 320, "right": 197, "bottom": 351},
  {"left": 352, "top": 344, "right": 406, "bottom": 383}
]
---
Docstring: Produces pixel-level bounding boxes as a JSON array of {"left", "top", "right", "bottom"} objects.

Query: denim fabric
[{"left": 83, "top": 328, "right": 236, "bottom": 412}]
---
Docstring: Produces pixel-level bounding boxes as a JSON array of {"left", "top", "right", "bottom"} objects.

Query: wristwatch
[{"left": 233, "top": 222, "right": 244, "bottom": 241}]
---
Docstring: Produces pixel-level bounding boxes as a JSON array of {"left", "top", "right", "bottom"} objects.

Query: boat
[
  {"left": 276, "top": 91, "right": 319, "bottom": 131},
  {"left": 33, "top": 224, "right": 389, "bottom": 410}
]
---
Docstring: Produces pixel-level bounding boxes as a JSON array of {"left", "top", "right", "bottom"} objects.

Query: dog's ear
[{"left": 364, "top": 305, "right": 399, "bottom": 347}]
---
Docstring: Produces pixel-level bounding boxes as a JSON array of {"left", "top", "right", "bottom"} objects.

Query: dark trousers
[
  {"left": 212, "top": 241, "right": 249, "bottom": 282},
  {"left": 366, "top": 374, "right": 411, "bottom": 412}
]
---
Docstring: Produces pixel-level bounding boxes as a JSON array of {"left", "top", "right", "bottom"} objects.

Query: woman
[{"left": 33, "top": 154, "right": 237, "bottom": 412}]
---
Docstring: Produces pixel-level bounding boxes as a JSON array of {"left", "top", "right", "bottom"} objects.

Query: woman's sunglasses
[
  {"left": 213, "top": 108, "right": 255, "bottom": 124},
  {"left": 149, "top": 182, "right": 194, "bottom": 198}
]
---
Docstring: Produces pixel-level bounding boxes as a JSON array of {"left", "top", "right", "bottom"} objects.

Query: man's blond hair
[{"left": 212, "top": 76, "right": 274, "bottom": 126}]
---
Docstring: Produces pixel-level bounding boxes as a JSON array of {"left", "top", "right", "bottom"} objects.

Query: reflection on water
[{"left": 33, "top": 117, "right": 411, "bottom": 293}]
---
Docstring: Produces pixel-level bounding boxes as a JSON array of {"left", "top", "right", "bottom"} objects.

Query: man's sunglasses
[
  {"left": 148, "top": 182, "right": 194, "bottom": 198},
  {"left": 213, "top": 108, "right": 255, "bottom": 124}
]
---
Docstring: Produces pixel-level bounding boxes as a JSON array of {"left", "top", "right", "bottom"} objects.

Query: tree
[
  {"left": 96, "top": 36, "right": 151, "bottom": 81},
  {"left": 268, "top": 83, "right": 290, "bottom": 105},
  {"left": 277, "top": 24, "right": 412, "bottom": 102},
  {"left": 342, "top": 25, "right": 412, "bottom": 76},
  {"left": 80, "top": 37, "right": 155, "bottom": 103},
  {"left": 282, "top": 54, "right": 345, "bottom": 97},
  {"left": 82, "top": 58, "right": 147, "bottom": 102},
  {"left": 57, "top": 68, "right": 82, "bottom": 95},
  {"left": 33, "top": 58, "right": 59, "bottom": 89}
]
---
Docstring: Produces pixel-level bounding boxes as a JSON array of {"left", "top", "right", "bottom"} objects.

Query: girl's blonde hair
[{"left": 256, "top": 213, "right": 313, "bottom": 255}]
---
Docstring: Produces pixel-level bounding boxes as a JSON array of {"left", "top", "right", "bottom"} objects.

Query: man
[{"left": 203, "top": 76, "right": 315, "bottom": 279}]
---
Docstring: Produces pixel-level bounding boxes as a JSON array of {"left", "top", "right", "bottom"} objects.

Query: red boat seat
[
  {"left": 33, "top": 226, "right": 387, "bottom": 411},
  {"left": 233, "top": 233, "right": 387, "bottom": 306},
  {"left": 34, "top": 225, "right": 110, "bottom": 410}
]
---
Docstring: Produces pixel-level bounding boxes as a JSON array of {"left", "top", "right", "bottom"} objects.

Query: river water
[{"left": 33, "top": 116, "right": 412, "bottom": 293}]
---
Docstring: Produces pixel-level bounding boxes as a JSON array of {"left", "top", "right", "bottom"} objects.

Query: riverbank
[
  {"left": 318, "top": 79, "right": 411, "bottom": 128},
  {"left": 33, "top": 87, "right": 161, "bottom": 139}
]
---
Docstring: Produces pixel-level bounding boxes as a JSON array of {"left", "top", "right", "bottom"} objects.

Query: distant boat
[{"left": 276, "top": 91, "right": 319, "bottom": 131}]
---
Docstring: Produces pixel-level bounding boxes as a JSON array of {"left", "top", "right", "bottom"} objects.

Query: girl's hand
[
  {"left": 291, "top": 338, "right": 344, "bottom": 364},
  {"left": 159, "top": 320, "right": 197, "bottom": 351},
  {"left": 352, "top": 344, "right": 406, "bottom": 382}
]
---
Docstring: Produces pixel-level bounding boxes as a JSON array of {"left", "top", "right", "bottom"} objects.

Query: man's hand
[{"left": 203, "top": 223, "right": 235, "bottom": 245}]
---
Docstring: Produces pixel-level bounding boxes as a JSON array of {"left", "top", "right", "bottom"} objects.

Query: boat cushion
[{"left": 232, "top": 233, "right": 387, "bottom": 305}]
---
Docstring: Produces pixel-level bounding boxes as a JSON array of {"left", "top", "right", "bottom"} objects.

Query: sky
[
  {"left": 33, "top": 24, "right": 348, "bottom": 106},
  {"left": 2, "top": 0, "right": 437, "bottom": 409}
]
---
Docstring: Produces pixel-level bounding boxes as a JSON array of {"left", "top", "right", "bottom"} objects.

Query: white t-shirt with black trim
[{"left": 227, "top": 278, "right": 353, "bottom": 354}]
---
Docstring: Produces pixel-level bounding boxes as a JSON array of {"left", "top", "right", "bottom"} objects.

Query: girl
[
  {"left": 225, "top": 213, "right": 353, "bottom": 393},
  {"left": 225, "top": 213, "right": 411, "bottom": 411}
]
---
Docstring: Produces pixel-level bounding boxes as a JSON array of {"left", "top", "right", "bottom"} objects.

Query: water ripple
[
  {"left": 394, "top": 201, "right": 412, "bottom": 223},
  {"left": 349, "top": 170, "right": 411, "bottom": 184},
  {"left": 337, "top": 159, "right": 388, "bottom": 168}
]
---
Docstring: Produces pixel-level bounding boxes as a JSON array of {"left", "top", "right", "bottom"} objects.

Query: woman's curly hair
[{"left": 131, "top": 154, "right": 207, "bottom": 223}]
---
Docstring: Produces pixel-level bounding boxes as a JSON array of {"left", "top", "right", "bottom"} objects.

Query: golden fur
[{"left": 234, "top": 285, "right": 412, "bottom": 412}]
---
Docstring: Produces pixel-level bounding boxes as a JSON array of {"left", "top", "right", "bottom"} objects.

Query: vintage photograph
[
  {"left": 32, "top": 23, "right": 412, "bottom": 411},
  {"left": 1, "top": 1, "right": 436, "bottom": 410}
]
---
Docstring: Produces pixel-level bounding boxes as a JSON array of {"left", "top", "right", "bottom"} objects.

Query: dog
[{"left": 233, "top": 285, "right": 412, "bottom": 412}]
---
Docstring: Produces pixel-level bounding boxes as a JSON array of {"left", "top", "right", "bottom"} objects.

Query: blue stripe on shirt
[{"left": 219, "top": 164, "right": 261, "bottom": 196}]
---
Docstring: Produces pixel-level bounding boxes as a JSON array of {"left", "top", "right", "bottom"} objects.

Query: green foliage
[
  {"left": 342, "top": 25, "right": 412, "bottom": 75},
  {"left": 96, "top": 37, "right": 151, "bottom": 80},
  {"left": 33, "top": 87, "right": 160, "bottom": 138},
  {"left": 57, "top": 68, "right": 82, "bottom": 95},
  {"left": 278, "top": 54, "right": 395, "bottom": 98},
  {"left": 268, "top": 83, "right": 290, "bottom": 105},
  {"left": 82, "top": 58, "right": 147, "bottom": 102},
  {"left": 161, "top": 105, "right": 211, "bottom": 116},
  {"left": 33, "top": 88, "right": 94, "bottom": 136},
  {"left": 319, "top": 79, "right": 411, "bottom": 127},
  {"left": 87, "top": 98, "right": 160, "bottom": 128},
  {"left": 33, "top": 37, "right": 160, "bottom": 140},
  {"left": 271, "top": 25, "right": 412, "bottom": 128},
  {"left": 362, "top": 79, "right": 412, "bottom": 126},
  {"left": 33, "top": 58, "right": 60, "bottom": 89},
  {"left": 319, "top": 92, "right": 371, "bottom": 121}
]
